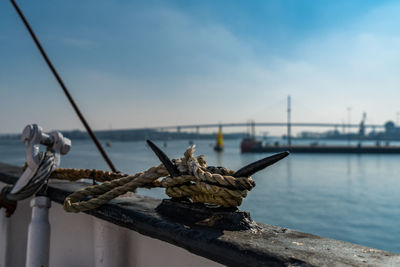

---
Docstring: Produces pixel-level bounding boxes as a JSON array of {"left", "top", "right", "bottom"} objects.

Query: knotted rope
[{"left": 57, "top": 146, "right": 255, "bottom": 213}]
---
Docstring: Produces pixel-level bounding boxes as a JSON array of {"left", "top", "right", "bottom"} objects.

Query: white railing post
[
  {"left": 26, "top": 196, "right": 51, "bottom": 267},
  {"left": 0, "top": 210, "right": 9, "bottom": 267}
]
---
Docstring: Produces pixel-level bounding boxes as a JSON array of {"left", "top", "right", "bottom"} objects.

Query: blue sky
[{"left": 1, "top": 0, "right": 400, "bottom": 134}]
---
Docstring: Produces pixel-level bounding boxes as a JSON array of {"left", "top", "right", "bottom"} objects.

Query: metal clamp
[
  {"left": 10, "top": 124, "right": 71, "bottom": 196},
  {"left": 21, "top": 124, "right": 70, "bottom": 171}
]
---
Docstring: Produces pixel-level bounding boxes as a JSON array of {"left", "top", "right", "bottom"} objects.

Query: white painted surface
[
  {"left": 26, "top": 196, "right": 51, "bottom": 267},
  {"left": 2, "top": 185, "right": 30, "bottom": 267},
  {"left": 1, "top": 182, "right": 222, "bottom": 267},
  {"left": 90, "top": 217, "right": 223, "bottom": 267},
  {"left": 93, "top": 219, "right": 130, "bottom": 267},
  {"left": 0, "top": 210, "right": 9, "bottom": 267},
  {"left": 48, "top": 200, "right": 95, "bottom": 267}
]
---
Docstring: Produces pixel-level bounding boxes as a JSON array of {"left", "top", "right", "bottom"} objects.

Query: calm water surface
[{"left": 1, "top": 138, "right": 400, "bottom": 253}]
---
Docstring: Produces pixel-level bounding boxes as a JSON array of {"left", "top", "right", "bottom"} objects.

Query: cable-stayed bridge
[{"left": 155, "top": 122, "right": 384, "bottom": 132}]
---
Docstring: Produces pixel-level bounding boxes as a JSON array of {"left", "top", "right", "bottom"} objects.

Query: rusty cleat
[{"left": 146, "top": 140, "right": 289, "bottom": 230}]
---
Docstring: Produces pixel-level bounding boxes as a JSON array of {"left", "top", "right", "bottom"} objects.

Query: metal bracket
[{"left": 10, "top": 124, "right": 71, "bottom": 195}]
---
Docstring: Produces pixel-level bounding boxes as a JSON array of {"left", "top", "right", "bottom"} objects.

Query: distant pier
[{"left": 242, "top": 144, "right": 400, "bottom": 154}]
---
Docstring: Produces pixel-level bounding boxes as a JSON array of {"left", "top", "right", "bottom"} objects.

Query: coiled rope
[{"left": 55, "top": 146, "right": 255, "bottom": 213}]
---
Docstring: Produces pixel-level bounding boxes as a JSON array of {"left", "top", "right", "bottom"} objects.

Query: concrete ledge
[{"left": 1, "top": 162, "right": 399, "bottom": 267}]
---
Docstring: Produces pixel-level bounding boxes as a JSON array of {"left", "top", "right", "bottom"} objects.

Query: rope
[
  {"left": 51, "top": 168, "right": 127, "bottom": 182},
  {"left": 56, "top": 146, "right": 255, "bottom": 213}
]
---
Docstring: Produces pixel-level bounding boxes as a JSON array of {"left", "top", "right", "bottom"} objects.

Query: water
[{"left": 1, "top": 138, "right": 400, "bottom": 253}]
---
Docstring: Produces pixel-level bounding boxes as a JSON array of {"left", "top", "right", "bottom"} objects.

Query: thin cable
[{"left": 10, "top": 0, "right": 117, "bottom": 172}]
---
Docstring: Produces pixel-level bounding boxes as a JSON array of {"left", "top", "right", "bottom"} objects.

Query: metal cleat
[{"left": 146, "top": 139, "right": 289, "bottom": 179}]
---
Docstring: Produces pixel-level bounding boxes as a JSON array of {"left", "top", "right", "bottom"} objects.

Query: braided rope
[
  {"left": 63, "top": 165, "right": 168, "bottom": 212},
  {"left": 60, "top": 146, "right": 255, "bottom": 212},
  {"left": 51, "top": 168, "right": 128, "bottom": 182}
]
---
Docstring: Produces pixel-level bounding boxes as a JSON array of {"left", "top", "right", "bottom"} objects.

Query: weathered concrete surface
[{"left": 1, "top": 162, "right": 400, "bottom": 267}]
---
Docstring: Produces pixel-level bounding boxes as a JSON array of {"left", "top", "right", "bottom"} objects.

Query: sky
[{"left": 1, "top": 0, "right": 400, "bottom": 135}]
